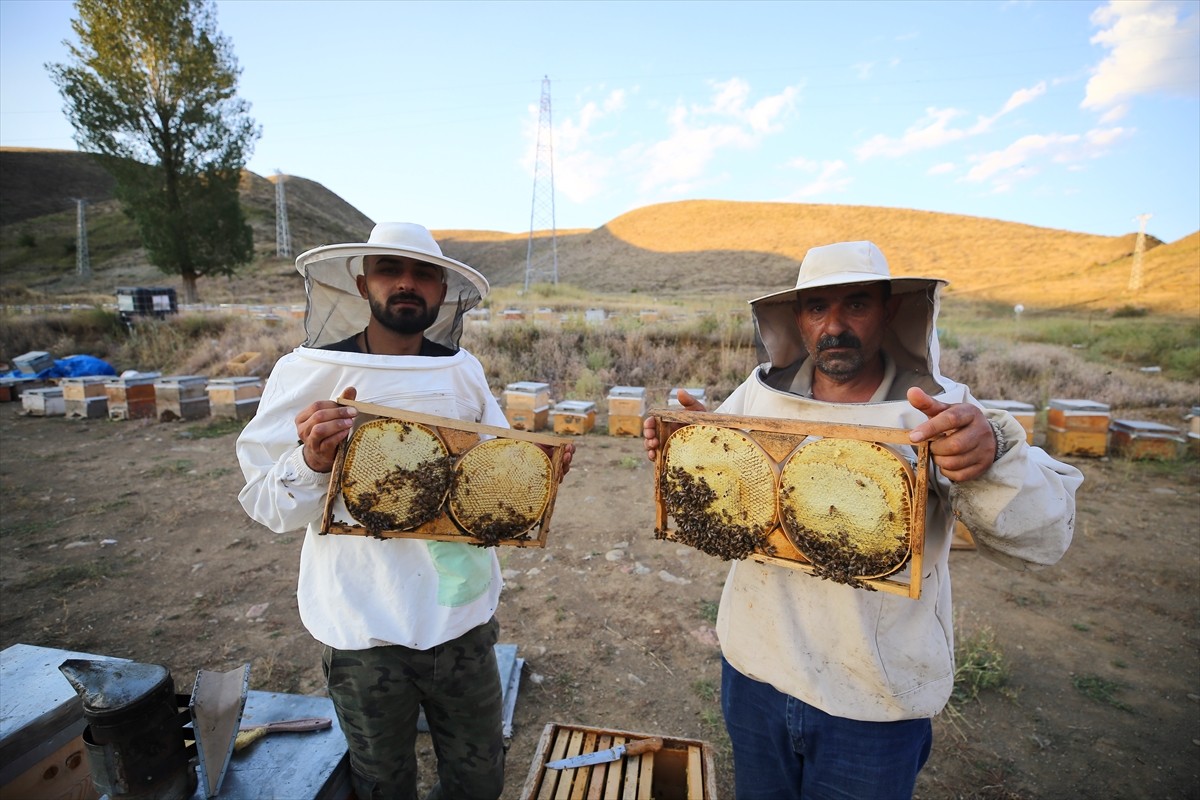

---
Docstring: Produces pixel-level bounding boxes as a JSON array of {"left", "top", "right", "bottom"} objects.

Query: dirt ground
[{"left": 1, "top": 405, "right": 1197, "bottom": 799}]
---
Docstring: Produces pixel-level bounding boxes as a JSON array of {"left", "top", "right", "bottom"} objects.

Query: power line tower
[
  {"left": 1128, "top": 213, "right": 1152, "bottom": 293},
  {"left": 275, "top": 170, "right": 292, "bottom": 259},
  {"left": 73, "top": 198, "right": 91, "bottom": 279},
  {"left": 524, "top": 75, "right": 558, "bottom": 291}
]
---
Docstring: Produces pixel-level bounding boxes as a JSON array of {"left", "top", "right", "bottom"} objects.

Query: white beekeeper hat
[{"left": 295, "top": 223, "right": 489, "bottom": 350}]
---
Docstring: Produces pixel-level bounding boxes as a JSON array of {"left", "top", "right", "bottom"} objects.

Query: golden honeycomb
[
  {"left": 659, "top": 424, "right": 777, "bottom": 560},
  {"left": 340, "top": 419, "right": 452, "bottom": 535},
  {"left": 448, "top": 438, "right": 552, "bottom": 545},
  {"left": 778, "top": 438, "right": 913, "bottom": 584}
]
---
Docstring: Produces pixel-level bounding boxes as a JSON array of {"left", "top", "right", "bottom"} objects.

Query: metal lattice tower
[
  {"left": 1128, "top": 213, "right": 1152, "bottom": 293},
  {"left": 275, "top": 170, "right": 292, "bottom": 259},
  {"left": 525, "top": 75, "right": 559, "bottom": 290},
  {"left": 74, "top": 198, "right": 91, "bottom": 279}
]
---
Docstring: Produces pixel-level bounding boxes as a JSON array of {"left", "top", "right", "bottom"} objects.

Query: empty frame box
[
  {"left": 552, "top": 401, "right": 596, "bottom": 435},
  {"left": 608, "top": 386, "right": 646, "bottom": 437},
  {"left": 1046, "top": 399, "right": 1110, "bottom": 457},
  {"left": 979, "top": 399, "right": 1035, "bottom": 444},
  {"left": 154, "top": 375, "right": 209, "bottom": 421},
  {"left": 521, "top": 723, "right": 717, "bottom": 800},
  {"left": 207, "top": 377, "right": 262, "bottom": 420},
  {"left": 322, "top": 398, "right": 570, "bottom": 548},
  {"left": 1109, "top": 419, "right": 1185, "bottom": 460},
  {"left": 106, "top": 374, "right": 159, "bottom": 420}
]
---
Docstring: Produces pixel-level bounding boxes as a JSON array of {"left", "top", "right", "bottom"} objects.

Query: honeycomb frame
[
  {"left": 652, "top": 408, "right": 930, "bottom": 598},
  {"left": 321, "top": 396, "right": 570, "bottom": 547}
]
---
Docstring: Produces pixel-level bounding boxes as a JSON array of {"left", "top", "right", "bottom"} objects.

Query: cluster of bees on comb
[
  {"left": 657, "top": 465, "right": 776, "bottom": 561},
  {"left": 343, "top": 456, "right": 453, "bottom": 538}
]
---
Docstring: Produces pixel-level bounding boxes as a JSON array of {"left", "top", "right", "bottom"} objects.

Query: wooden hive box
[
  {"left": 207, "top": 376, "right": 263, "bottom": 404},
  {"left": 224, "top": 351, "right": 264, "bottom": 376},
  {"left": 651, "top": 409, "right": 931, "bottom": 599},
  {"left": 105, "top": 374, "right": 160, "bottom": 420},
  {"left": 21, "top": 387, "right": 64, "bottom": 417},
  {"left": 504, "top": 381, "right": 552, "bottom": 410},
  {"left": 65, "top": 396, "right": 108, "bottom": 420},
  {"left": 321, "top": 398, "right": 570, "bottom": 548},
  {"left": 979, "top": 399, "right": 1035, "bottom": 444},
  {"left": 60, "top": 376, "right": 110, "bottom": 401},
  {"left": 13, "top": 351, "right": 54, "bottom": 375},
  {"left": 154, "top": 375, "right": 210, "bottom": 421},
  {"left": 1109, "top": 419, "right": 1185, "bottom": 461},
  {"left": 0, "top": 377, "right": 47, "bottom": 403},
  {"left": 552, "top": 400, "right": 596, "bottom": 436},
  {"left": 520, "top": 723, "right": 717, "bottom": 800},
  {"left": 1046, "top": 399, "right": 1110, "bottom": 457},
  {"left": 639, "top": 309, "right": 660, "bottom": 323},
  {"left": 608, "top": 386, "right": 647, "bottom": 437},
  {"left": 506, "top": 405, "right": 550, "bottom": 432},
  {"left": 533, "top": 307, "right": 557, "bottom": 323}
]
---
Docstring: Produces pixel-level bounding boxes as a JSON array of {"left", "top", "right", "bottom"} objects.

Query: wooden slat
[
  {"left": 585, "top": 735, "right": 612, "bottom": 800},
  {"left": 604, "top": 736, "right": 626, "bottom": 798},
  {"left": 536, "top": 729, "right": 573, "bottom": 800},
  {"left": 621, "top": 748, "right": 640, "bottom": 799},
  {"left": 554, "top": 730, "right": 586, "bottom": 800},
  {"left": 568, "top": 732, "right": 598, "bottom": 800},
  {"left": 686, "top": 745, "right": 704, "bottom": 799},
  {"left": 637, "top": 751, "right": 655, "bottom": 798},
  {"left": 340, "top": 397, "right": 568, "bottom": 446}
]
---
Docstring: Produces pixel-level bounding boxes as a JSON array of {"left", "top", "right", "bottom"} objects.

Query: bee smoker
[{"left": 58, "top": 659, "right": 196, "bottom": 800}]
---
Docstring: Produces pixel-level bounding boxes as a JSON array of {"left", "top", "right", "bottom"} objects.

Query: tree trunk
[{"left": 181, "top": 270, "right": 199, "bottom": 304}]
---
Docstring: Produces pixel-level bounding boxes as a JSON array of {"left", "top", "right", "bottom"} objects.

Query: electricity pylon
[
  {"left": 74, "top": 198, "right": 91, "bottom": 279},
  {"left": 525, "top": 76, "right": 558, "bottom": 291},
  {"left": 1128, "top": 213, "right": 1152, "bottom": 293},
  {"left": 275, "top": 170, "right": 292, "bottom": 259}
]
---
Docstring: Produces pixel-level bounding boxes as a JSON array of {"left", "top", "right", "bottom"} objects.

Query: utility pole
[
  {"left": 275, "top": 170, "right": 292, "bottom": 259},
  {"left": 525, "top": 75, "right": 559, "bottom": 291},
  {"left": 74, "top": 198, "right": 91, "bottom": 279},
  {"left": 1128, "top": 213, "right": 1152, "bottom": 293}
]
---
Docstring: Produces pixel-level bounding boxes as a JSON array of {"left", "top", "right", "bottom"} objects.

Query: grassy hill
[{"left": 1, "top": 148, "right": 1196, "bottom": 316}]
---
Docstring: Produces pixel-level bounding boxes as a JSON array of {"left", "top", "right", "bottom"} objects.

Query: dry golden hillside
[{"left": 437, "top": 200, "right": 1198, "bottom": 316}]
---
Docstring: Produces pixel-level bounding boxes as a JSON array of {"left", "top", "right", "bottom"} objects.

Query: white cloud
[
  {"left": 963, "top": 126, "right": 1132, "bottom": 187},
  {"left": 853, "top": 62, "right": 875, "bottom": 80},
  {"left": 523, "top": 89, "right": 627, "bottom": 204},
  {"left": 638, "top": 78, "right": 800, "bottom": 193},
  {"left": 1083, "top": 0, "right": 1200, "bottom": 111},
  {"left": 855, "top": 81, "right": 1047, "bottom": 160},
  {"left": 928, "top": 162, "right": 956, "bottom": 175},
  {"left": 781, "top": 159, "right": 852, "bottom": 199}
]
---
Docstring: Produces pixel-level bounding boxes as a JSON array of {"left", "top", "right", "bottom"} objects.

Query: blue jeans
[{"left": 721, "top": 657, "right": 932, "bottom": 800}]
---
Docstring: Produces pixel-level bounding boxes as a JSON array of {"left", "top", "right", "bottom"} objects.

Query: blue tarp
[{"left": 1, "top": 355, "right": 117, "bottom": 380}]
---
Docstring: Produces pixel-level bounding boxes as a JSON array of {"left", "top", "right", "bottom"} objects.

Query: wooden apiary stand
[
  {"left": 652, "top": 409, "right": 930, "bottom": 599},
  {"left": 608, "top": 386, "right": 646, "bottom": 437},
  {"left": 520, "top": 722, "right": 717, "bottom": 800},
  {"left": 1046, "top": 399, "right": 1110, "bottom": 457},
  {"left": 552, "top": 400, "right": 596, "bottom": 435},
  {"left": 105, "top": 374, "right": 159, "bottom": 420},
  {"left": 61, "top": 376, "right": 110, "bottom": 419},
  {"left": 1109, "top": 419, "right": 1185, "bottom": 461},
  {"left": 321, "top": 397, "right": 570, "bottom": 548}
]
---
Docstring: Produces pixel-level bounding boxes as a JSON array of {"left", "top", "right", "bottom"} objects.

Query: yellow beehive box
[
  {"left": 60, "top": 376, "right": 110, "bottom": 401},
  {"left": 552, "top": 400, "right": 596, "bottom": 435},
  {"left": 979, "top": 399, "right": 1035, "bottom": 444},
  {"left": 533, "top": 307, "right": 557, "bottom": 322},
  {"left": 608, "top": 386, "right": 647, "bottom": 417},
  {"left": 1109, "top": 419, "right": 1185, "bottom": 461},
  {"left": 206, "top": 376, "right": 264, "bottom": 405},
  {"left": 225, "top": 351, "right": 264, "bottom": 376},
  {"left": 639, "top": 309, "right": 660, "bottom": 323},
  {"left": 506, "top": 405, "right": 550, "bottom": 432},
  {"left": 608, "top": 415, "right": 644, "bottom": 437},
  {"left": 521, "top": 722, "right": 717, "bottom": 800},
  {"left": 504, "top": 381, "right": 551, "bottom": 410},
  {"left": 1045, "top": 399, "right": 1110, "bottom": 457}
]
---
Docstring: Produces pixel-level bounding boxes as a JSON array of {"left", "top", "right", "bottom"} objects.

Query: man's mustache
[
  {"left": 817, "top": 333, "right": 862, "bottom": 351},
  {"left": 387, "top": 292, "right": 426, "bottom": 310}
]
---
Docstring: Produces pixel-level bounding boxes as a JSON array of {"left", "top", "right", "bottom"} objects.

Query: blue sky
[{"left": 2, "top": 0, "right": 1198, "bottom": 243}]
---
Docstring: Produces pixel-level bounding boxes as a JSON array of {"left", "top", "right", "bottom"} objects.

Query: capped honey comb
[
  {"left": 340, "top": 419, "right": 452, "bottom": 536},
  {"left": 778, "top": 438, "right": 913, "bottom": 586},
  {"left": 658, "top": 424, "right": 777, "bottom": 560},
  {"left": 449, "top": 438, "right": 553, "bottom": 546}
]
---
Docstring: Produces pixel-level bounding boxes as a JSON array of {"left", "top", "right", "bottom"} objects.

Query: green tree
[{"left": 47, "top": 0, "right": 260, "bottom": 303}]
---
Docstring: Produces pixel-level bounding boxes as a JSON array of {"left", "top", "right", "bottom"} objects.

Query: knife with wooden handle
[{"left": 546, "top": 736, "right": 664, "bottom": 769}]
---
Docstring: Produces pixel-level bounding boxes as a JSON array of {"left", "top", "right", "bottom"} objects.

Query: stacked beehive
[
  {"left": 607, "top": 386, "right": 646, "bottom": 437},
  {"left": 1046, "top": 399, "right": 1110, "bottom": 457},
  {"left": 105, "top": 374, "right": 159, "bottom": 420},
  {"left": 206, "top": 377, "right": 263, "bottom": 420},
  {"left": 551, "top": 400, "right": 596, "bottom": 435},
  {"left": 503, "top": 382, "right": 551, "bottom": 432},
  {"left": 155, "top": 375, "right": 210, "bottom": 422},
  {"left": 61, "top": 376, "right": 109, "bottom": 419}
]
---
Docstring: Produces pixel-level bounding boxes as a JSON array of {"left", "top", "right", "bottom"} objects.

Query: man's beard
[
  {"left": 812, "top": 332, "right": 865, "bottom": 380},
  {"left": 369, "top": 292, "right": 440, "bottom": 335}
]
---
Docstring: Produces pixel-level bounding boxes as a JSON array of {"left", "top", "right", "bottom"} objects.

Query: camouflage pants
[{"left": 321, "top": 617, "right": 505, "bottom": 800}]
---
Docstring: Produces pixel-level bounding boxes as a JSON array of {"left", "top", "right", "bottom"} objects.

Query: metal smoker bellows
[{"left": 59, "top": 659, "right": 196, "bottom": 800}]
